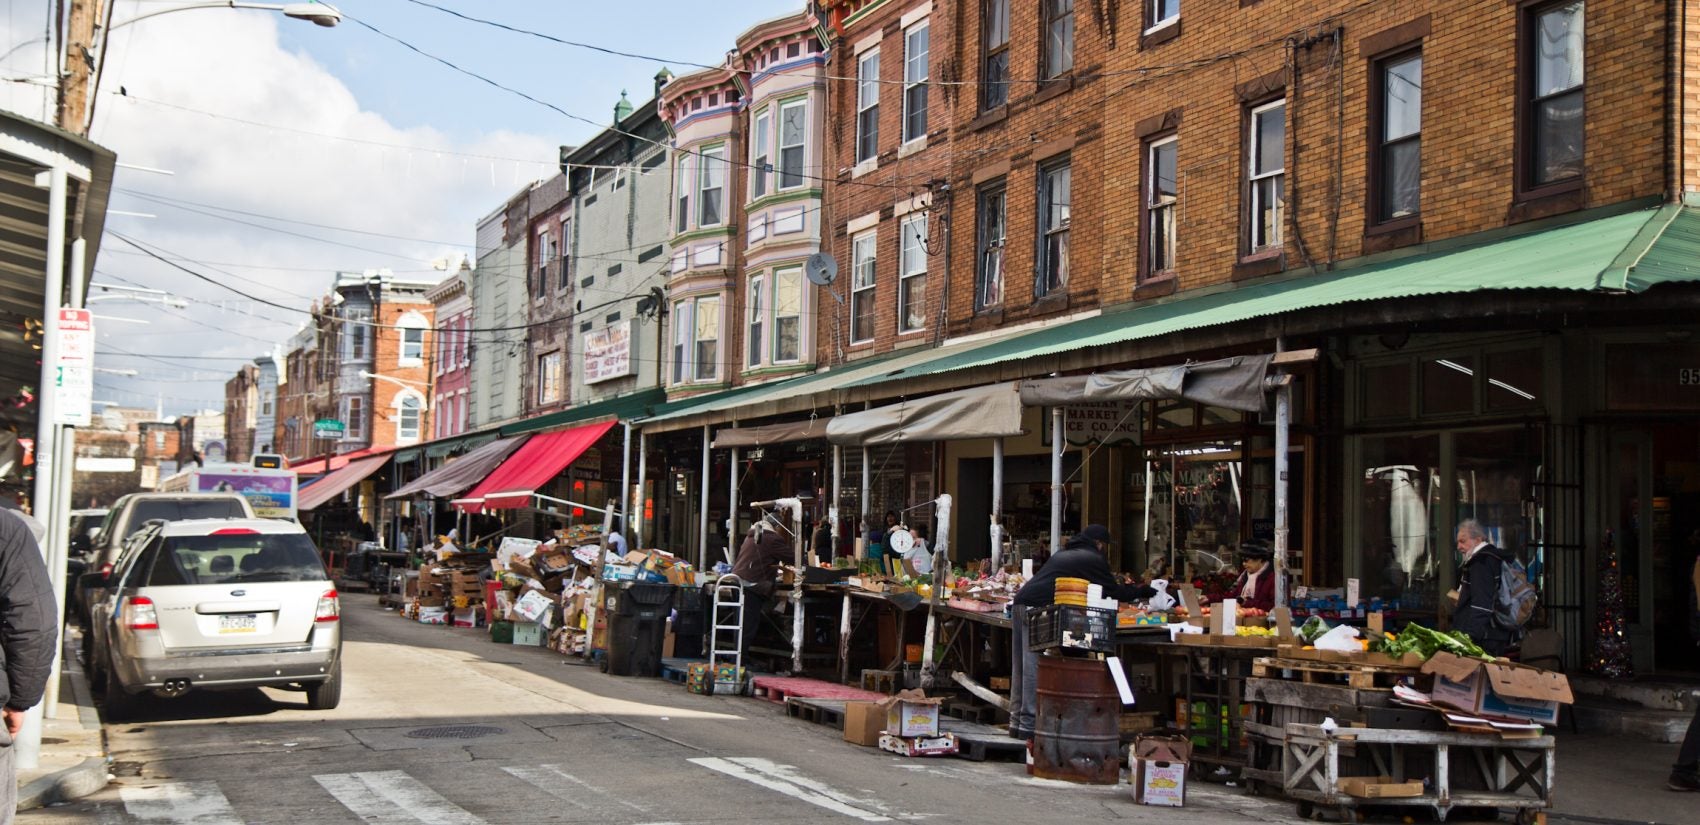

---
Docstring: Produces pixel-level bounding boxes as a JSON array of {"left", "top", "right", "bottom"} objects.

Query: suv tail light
[
  {"left": 315, "top": 589, "right": 340, "bottom": 623},
  {"left": 123, "top": 596, "right": 159, "bottom": 631}
]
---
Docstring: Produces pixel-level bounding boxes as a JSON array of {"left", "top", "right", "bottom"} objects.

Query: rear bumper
[{"left": 116, "top": 645, "right": 338, "bottom": 692}]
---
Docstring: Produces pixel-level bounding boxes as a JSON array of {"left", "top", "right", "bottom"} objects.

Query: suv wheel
[
  {"left": 101, "top": 664, "right": 140, "bottom": 723},
  {"left": 306, "top": 660, "right": 342, "bottom": 710}
]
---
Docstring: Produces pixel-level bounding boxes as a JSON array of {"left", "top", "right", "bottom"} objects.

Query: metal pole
[
  {"left": 991, "top": 437, "right": 1005, "bottom": 570},
  {"left": 789, "top": 498, "right": 804, "bottom": 675},
  {"left": 728, "top": 445, "right": 739, "bottom": 561},
  {"left": 1274, "top": 344, "right": 1291, "bottom": 609},
  {"left": 831, "top": 443, "right": 842, "bottom": 555},
  {"left": 619, "top": 422, "right": 632, "bottom": 542},
  {"left": 920, "top": 494, "right": 951, "bottom": 688},
  {"left": 698, "top": 425, "right": 710, "bottom": 571},
  {"left": 21, "top": 166, "right": 67, "bottom": 771},
  {"left": 634, "top": 430, "right": 648, "bottom": 548},
  {"left": 1050, "top": 407, "right": 1064, "bottom": 554},
  {"left": 41, "top": 236, "right": 85, "bottom": 720},
  {"left": 860, "top": 445, "right": 870, "bottom": 556}
]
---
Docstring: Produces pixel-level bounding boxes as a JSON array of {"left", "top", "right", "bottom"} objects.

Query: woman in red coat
[{"left": 1231, "top": 540, "right": 1278, "bottom": 612}]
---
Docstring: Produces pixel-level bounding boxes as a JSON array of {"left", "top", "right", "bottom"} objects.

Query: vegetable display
[{"left": 1366, "top": 622, "right": 1493, "bottom": 661}]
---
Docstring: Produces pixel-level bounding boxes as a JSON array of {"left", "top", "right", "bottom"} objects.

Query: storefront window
[
  {"left": 1485, "top": 348, "right": 1543, "bottom": 410},
  {"left": 1420, "top": 354, "right": 1475, "bottom": 416},
  {"left": 1454, "top": 428, "right": 1535, "bottom": 555},
  {"left": 1151, "top": 399, "right": 1196, "bottom": 431},
  {"left": 1146, "top": 444, "right": 1242, "bottom": 579},
  {"left": 1360, "top": 434, "right": 1441, "bottom": 613},
  {"left": 1604, "top": 342, "right": 1700, "bottom": 411},
  {"left": 1361, "top": 361, "right": 1411, "bottom": 420}
]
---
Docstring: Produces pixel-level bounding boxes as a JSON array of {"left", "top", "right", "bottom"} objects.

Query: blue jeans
[{"left": 1009, "top": 606, "right": 1038, "bottom": 739}]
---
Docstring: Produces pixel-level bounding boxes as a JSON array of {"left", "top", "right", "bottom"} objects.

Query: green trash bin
[{"left": 605, "top": 583, "right": 675, "bottom": 677}]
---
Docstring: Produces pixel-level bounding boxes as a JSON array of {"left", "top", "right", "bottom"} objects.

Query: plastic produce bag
[
  {"left": 1313, "top": 624, "right": 1362, "bottom": 652},
  {"left": 1145, "top": 579, "right": 1177, "bottom": 611}
]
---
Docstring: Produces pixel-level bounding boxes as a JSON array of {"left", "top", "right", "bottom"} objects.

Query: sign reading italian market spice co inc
[{"left": 584, "top": 321, "right": 632, "bottom": 384}]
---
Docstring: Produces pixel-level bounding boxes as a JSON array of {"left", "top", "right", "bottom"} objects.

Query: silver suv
[{"left": 87, "top": 518, "right": 342, "bottom": 719}]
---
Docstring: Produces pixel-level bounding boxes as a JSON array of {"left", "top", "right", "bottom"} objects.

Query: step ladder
[{"left": 711, "top": 574, "right": 745, "bottom": 676}]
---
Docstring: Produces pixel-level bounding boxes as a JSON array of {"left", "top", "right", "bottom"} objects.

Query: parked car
[
  {"left": 75, "top": 493, "right": 255, "bottom": 626},
  {"left": 83, "top": 518, "right": 342, "bottom": 719},
  {"left": 65, "top": 508, "right": 108, "bottom": 616}
]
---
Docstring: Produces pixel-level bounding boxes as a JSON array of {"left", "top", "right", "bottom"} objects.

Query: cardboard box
[
  {"left": 1421, "top": 651, "right": 1573, "bottom": 725},
  {"left": 512, "top": 590, "right": 554, "bottom": 624},
  {"left": 843, "top": 701, "right": 885, "bottom": 747},
  {"left": 878, "top": 732, "right": 959, "bottom": 757},
  {"left": 512, "top": 621, "right": 544, "bottom": 646},
  {"left": 686, "top": 662, "right": 714, "bottom": 695},
  {"left": 1339, "top": 776, "right": 1424, "bottom": 799},
  {"left": 451, "top": 607, "right": 480, "bottom": 628},
  {"left": 1130, "top": 735, "right": 1192, "bottom": 807},
  {"left": 880, "top": 689, "right": 943, "bottom": 738}
]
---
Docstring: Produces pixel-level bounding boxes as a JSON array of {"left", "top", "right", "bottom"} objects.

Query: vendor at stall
[
  {"left": 730, "top": 517, "right": 795, "bottom": 649},
  {"left": 902, "top": 525, "right": 932, "bottom": 575},
  {"left": 1231, "top": 540, "right": 1279, "bottom": 611},
  {"left": 1008, "top": 524, "right": 1157, "bottom": 740}
]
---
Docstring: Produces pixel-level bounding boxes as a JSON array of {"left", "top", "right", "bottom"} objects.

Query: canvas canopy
[
  {"left": 1018, "top": 354, "right": 1274, "bottom": 412},
  {"left": 826, "top": 383, "right": 1024, "bottom": 446}
]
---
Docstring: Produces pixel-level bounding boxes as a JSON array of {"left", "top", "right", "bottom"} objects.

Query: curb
[{"left": 15, "top": 757, "right": 110, "bottom": 811}]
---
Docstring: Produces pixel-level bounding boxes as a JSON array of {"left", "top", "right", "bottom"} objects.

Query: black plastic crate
[
  {"left": 1027, "top": 604, "right": 1116, "bottom": 653},
  {"left": 673, "top": 585, "right": 707, "bottom": 635}
]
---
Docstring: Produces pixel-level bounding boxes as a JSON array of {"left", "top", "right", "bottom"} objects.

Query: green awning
[
  {"left": 391, "top": 448, "right": 422, "bottom": 464},
  {"left": 844, "top": 204, "right": 1699, "bottom": 389},
  {"left": 424, "top": 430, "right": 499, "bottom": 459},
  {"left": 500, "top": 387, "right": 669, "bottom": 437}
]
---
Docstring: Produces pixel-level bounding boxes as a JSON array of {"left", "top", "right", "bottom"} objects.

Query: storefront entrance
[{"left": 1601, "top": 423, "right": 1700, "bottom": 675}]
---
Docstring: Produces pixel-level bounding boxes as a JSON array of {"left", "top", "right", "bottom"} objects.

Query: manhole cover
[{"left": 404, "top": 725, "right": 506, "bottom": 740}]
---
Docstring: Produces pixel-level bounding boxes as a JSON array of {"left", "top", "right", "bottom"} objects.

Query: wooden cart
[{"left": 1278, "top": 722, "right": 1553, "bottom": 823}]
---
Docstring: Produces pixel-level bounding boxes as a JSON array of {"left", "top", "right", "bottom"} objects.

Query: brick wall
[
  {"left": 524, "top": 177, "right": 573, "bottom": 417},
  {"left": 369, "top": 300, "right": 434, "bottom": 448}
]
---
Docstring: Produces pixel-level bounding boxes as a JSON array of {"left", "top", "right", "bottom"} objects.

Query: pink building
[{"left": 427, "top": 264, "right": 473, "bottom": 439}]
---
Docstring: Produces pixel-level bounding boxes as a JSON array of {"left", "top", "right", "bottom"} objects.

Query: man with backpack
[{"left": 1450, "top": 519, "right": 1522, "bottom": 656}]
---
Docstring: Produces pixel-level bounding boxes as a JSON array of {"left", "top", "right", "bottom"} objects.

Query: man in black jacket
[
  {"left": 1450, "top": 519, "right": 1515, "bottom": 656},
  {"left": 1008, "top": 525, "right": 1153, "bottom": 740},
  {"left": 0, "top": 498, "right": 57, "bottom": 818}
]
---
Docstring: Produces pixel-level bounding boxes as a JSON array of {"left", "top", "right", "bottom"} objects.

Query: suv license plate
[{"left": 219, "top": 614, "right": 257, "bottom": 633}]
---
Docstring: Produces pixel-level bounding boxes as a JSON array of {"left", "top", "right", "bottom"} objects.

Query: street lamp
[
  {"left": 110, "top": 2, "right": 343, "bottom": 31},
  {"left": 359, "top": 370, "right": 428, "bottom": 390}
]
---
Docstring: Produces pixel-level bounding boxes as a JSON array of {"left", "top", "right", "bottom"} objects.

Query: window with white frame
[
  {"left": 899, "top": 214, "right": 928, "bottom": 333},
  {"left": 1045, "top": 0, "right": 1074, "bottom": 79},
  {"left": 903, "top": 20, "right": 929, "bottom": 144},
  {"left": 779, "top": 99, "right": 807, "bottom": 190},
  {"left": 537, "top": 351, "right": 562, "bottom": 404},
  {"left": 1248, "top": 99, "right": 1286, "bottom": 253},
  {"left": 851, "top": 232, "right": 876, "bottom": 344},
  {"left": 260, "top": 392, "right": 273, "bottom": 417},
  {"left": 697, "top": 145, "right": 726, "bottom": 227},
  {"left": 1147, "top": 136, "right": 1178, "bottom": 274},
  {"left": 748, "top": 275, "right": 765, "bottom": 368},
  {"left": 672, "top": 300, "right": 691, "bottom": 384},
  {"left": 1148, "top": 0, "right": 1178, "bottom": 32},
  {"left": 535, "top": 229, "right": 554, "bottom": 296},
  {"left": 751, "top": 108, "right": 771, "bottom": 200},
  {"left": 1375, "top": 51, "right": 1423, "bottom": 223},
  {"left": 396, "top": 393, "right": 423, "bottom": 444},
  {"left": 1527, "top": 1, "right": 1584, "bottom": 188},
  {"left": 1036, "top": 160, "right": 1071, "bottom": 296},
  {"left": 342, "top": 308, "right": 370, "bottom": 361},
  {"left": 433, "top": 395, "right": 443, "bottom": 438},
  {"left": 397, "top": 312, "right": 427, "bottom": 365},
  {"left": 977, "top": 182, "right": 1006, "bottom": 309},
  {"left": 558, "top": 218, "right": 573, "bottom": 288},
  {"left": 774, "top": 267, "right": 802, "bottom": 362},
  {"left": 856, "top": 49, "right": 880, "bottom": 163},
  {"left": 675, "top": 153, "right": 691, "bottom": 233},
  {"left": 693, "top": 295, "right": 721, "bottom": 381}
]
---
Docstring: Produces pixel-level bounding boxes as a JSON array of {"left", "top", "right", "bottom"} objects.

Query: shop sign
[
  {"left": 54, "top": 308, "right": 93, "bottom": 427},
  {"left": 1058, "top": 401, "right": 1141, "bottom": 446},
  {"left": 583, "top": 321, "right": 632, "bottom": 384}
]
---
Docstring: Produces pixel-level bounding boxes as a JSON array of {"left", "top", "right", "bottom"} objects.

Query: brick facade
[{"left": 523, "top": 175, "right": 573, "bottom": 417}]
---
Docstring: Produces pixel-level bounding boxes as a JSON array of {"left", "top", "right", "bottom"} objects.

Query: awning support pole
[
  {"left": 831, "top": 443, "right": 842, "bottom": 555},
  {"left": 991, "top": 437, "right": 1005, "bottom": 570},
  {"left": 728, "top": 445, "right": 740, "bottom": 562},
  {"left": 860, "top": 446, "right": 870, "bottom": 556},
  {"left": 1274, "top": 339, "right": 1291, "bottom": 608},
  {"left": 699, "top": 425, "right": 710, "bottom": 571},
  {"left": 619, "top": 422, "right": 633, "bottom": 540},
  {"left": 920, "top": 494, "right": 951, "bottom": 689},
  {"left": 634, "top": 431, "right": 648, "bottom": 548},
  {"left": 789, "top": 499, "right": 804, "bottom": 675},
  {"left": 1050, "top": 407, "right": 1064, "bottom": 555}
]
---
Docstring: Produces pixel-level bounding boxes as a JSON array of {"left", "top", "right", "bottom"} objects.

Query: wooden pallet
[
  {"left": 943, "top": 700, "right": 997, "bottom": 725},
  {"left": 1250, "top": 657, "right": 1418, "bottom": 690},
  {"left": 939, "top": 718, "right": 1028, "bottom": 762},
  {"left": 751, "top": 676, "right": 888, "bottom": 705},
  {"left": 785, "top": 697, "right": 848, "bottom": 729}
]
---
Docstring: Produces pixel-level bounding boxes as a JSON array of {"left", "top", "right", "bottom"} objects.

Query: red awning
[
  {"left": 453, "top": 420, "right": 614, "bottom": 513},
  {"left": 298, "top": 454, "right": 391, "bottom": 511},
  {"left": 289, "top": 446, "right": 391, "bottom": 476}
]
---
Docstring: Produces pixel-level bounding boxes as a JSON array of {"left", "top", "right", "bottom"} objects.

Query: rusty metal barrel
[{"left": 1031, "top": 653, "right": 1122, "bottom": 784}]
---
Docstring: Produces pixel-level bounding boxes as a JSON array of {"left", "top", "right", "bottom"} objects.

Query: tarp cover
[
  {"left": 454, "top": 420, "right": 614, "bottom": 512},
  {"left": 385, "top": 435, "right": 529, "bottom": 500},
  {"left": 826, "top": 383, "right": 1023, "bottom": 446},
  {"left": 712, "top": 417, "right": 833, "bottom": 449},
  {"left": 1019, "top": 354, "right": 1274, "bottom": 412},
  {"left": 298, "top": 454, "right": 390, "bottom": 511}
]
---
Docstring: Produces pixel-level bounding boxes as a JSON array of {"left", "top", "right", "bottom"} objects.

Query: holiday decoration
[{"left": 1589, "top": 529, "right": 1633, "bottom": 679}]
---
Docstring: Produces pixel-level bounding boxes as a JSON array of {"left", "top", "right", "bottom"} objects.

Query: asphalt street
[{"left": 17, "top": 596, "right": 1324, "bottom": 824}]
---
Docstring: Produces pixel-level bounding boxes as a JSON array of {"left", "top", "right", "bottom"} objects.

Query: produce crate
[{"left": 1028, "top": 605, "right": 1116, "bottom": 653}]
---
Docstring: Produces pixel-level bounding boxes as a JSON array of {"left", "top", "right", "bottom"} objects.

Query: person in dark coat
[
  {"left": 1669, "top": 550, "right": 1700, "bottom": 791},
  {"left": 1450, "top": 519, "right": 1516, "bottom": 656},
  {"left": 0, "top": 498, "right": 58, "bottom": 816},
  {"left": 1008, "top": 525, "right": 1154, "bottom": 740},
  {"left": 1230, "top": 540, "right": 1279, "bottom": 612},
  {"left": 731, "top": 520, "right": 794, "bottom": 653}
]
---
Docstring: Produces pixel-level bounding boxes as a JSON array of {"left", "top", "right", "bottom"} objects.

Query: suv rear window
[
  {"left": 130, "top": 499, "right": 248, "bottom": 524},
  {"left": 145, "top": 533, "right": 327, "bottom": 586}
]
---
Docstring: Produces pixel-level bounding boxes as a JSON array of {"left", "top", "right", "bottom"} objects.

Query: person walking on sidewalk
[
  {"left": 0, "top": 497, "right": 59, "bottom": 823},
  {"left": 1670, "top": 552, "right": 1700, "bottom": 792}
]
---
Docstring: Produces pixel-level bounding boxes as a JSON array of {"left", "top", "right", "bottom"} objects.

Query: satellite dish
[
  {"left": 887, "top": 527, "right": 914, "bottom": 555},
  {"left": 804, "top": 252, "right": 839, "bottom": 286}
]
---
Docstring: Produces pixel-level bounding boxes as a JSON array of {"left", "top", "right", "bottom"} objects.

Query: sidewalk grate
[{"left": 403, "top": 725, "right": 506, "bottom": 740}]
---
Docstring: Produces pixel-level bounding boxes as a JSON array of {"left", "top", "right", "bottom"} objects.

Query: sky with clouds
[{"left": 1, "top": 0, "right": 799, "bottom": 416}]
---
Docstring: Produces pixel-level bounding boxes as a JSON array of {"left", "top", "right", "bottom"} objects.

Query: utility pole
[{"left": 56, "top": 0, "right": 105, "bottom": 135}]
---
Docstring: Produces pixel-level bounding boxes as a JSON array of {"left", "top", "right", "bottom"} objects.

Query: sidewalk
[
  {"left": 1546, "top": 728, "right": 1695, "bottom": 825},
  {"left": 15, "top": 628, "right": 108, "bottom": 812}
]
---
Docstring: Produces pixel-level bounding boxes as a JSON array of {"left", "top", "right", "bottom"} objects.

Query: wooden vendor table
[{"left": 745, "top": 583, "right": 846, "bottom": 675}]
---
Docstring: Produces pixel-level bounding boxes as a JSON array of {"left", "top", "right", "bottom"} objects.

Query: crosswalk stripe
[
  {"left": 119, "top": 781, "right": 242, "bottom": 825},
  {"left": 688, "top": 757, "right": 894, "bottom": 822},
  {"left": 500, "top": 764, "right": 648, "bottom": 812},
  {"left": 314, "top": 770, "right": 486, "bottom": 825}
]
